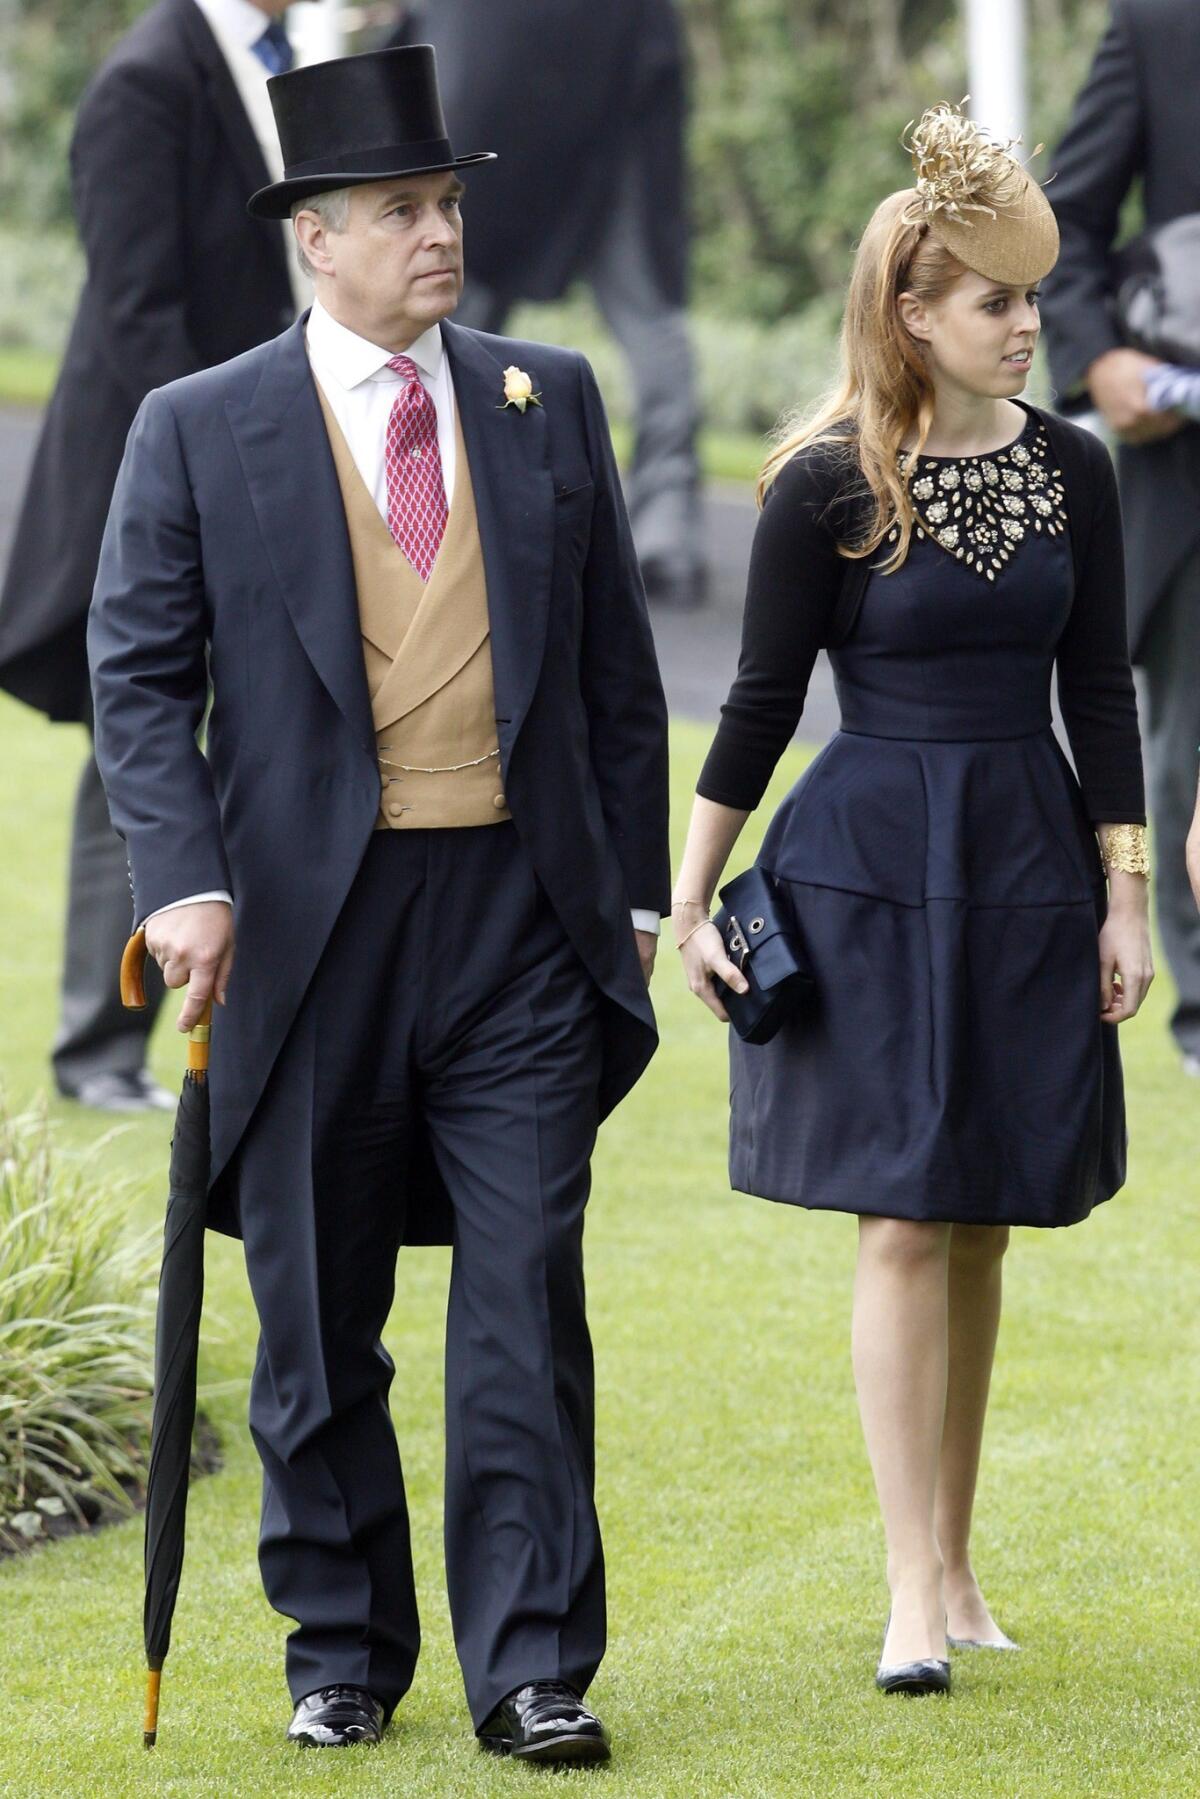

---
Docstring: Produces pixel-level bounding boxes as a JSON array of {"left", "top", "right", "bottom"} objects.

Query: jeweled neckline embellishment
[{"left": 893, "top": 419, "right": 1067, "bottom": 581}]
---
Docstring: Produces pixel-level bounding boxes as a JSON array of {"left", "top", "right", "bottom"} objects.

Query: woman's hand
[
  {"left": 675, "top": 904, "right": 749, "bottom": 1022},
  {"left": 672, "top": 795, "right": 753, "bottom": 1019},
  {"left": 1098, "top": 896, "right": 1154, "bottom": 1023}
]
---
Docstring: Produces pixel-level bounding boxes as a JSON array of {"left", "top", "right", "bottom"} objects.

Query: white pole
[
  {"left": 288, "top": 2, "right": 347, "bottom": 67},
  {"left": 964, "top": 0, "right": 1027, "bottom": 145}
]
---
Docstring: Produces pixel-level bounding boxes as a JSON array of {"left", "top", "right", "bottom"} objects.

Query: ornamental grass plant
[{"left": 0, "top": 1096, "right": 156, "bottom": 1543}]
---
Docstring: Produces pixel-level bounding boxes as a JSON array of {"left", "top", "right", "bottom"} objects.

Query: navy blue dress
[{"left": 700, "top": 410, "right": 1143, "bottom": 1228}]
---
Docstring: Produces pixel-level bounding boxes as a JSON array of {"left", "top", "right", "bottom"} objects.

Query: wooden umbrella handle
[
  {"left": 120, "top": 927, "right": 149, "bottom": 1010},
  {"left": 120, "top": 928, "right": 212, "bottom": 1076}
]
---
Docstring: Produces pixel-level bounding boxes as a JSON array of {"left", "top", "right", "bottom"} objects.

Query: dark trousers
[
  {"left": 52, "top": 746, "right": 163, "bottom": 1089},
  {"left": 232, "top": 824, "right": 606, "bottom": 1726},
  {"left": 1137, "top": 548, "right": 1200, "bottom": 1057},
  {"left": 455, "top": 148, "right": 703, "bottom": 587}
]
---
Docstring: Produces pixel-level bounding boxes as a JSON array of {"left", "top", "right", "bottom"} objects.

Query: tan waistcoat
[{"left": 315, "top": 384, "right": 511, "bottom": 830}]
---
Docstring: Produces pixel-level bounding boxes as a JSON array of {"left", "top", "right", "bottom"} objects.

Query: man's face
[{"left": 299, "top": 171, "right": 465, "bottom": 349}]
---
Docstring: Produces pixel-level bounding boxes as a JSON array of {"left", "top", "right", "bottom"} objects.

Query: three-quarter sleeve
[
  {"left": 697, "top": 449, "right": 849, "bottom": 810},
  {"left": 1055, "top": 432, "right": 1146, "bottom": 824}
]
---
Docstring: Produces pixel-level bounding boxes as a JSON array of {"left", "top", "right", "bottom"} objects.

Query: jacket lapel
[
  {"left": 225, "top": 318, "right": 375, "bottom": 754},
  {"left": 442, "top": 321, "right": 555, "bottom": 752},
  {"left": 176, "top": 0, "right": 278, "bottom": 209}
]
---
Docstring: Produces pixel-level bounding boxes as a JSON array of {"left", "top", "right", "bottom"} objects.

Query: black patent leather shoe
[
  {"left": 875, "top": 1657, "right": 951, "bottom": 1695},
  {"left": 876, "top": 1611, "right": 950, "bottom": 1695},
  {"left": 477, "top": 1681, "right": 610, "bottom": 1764},
  {"left": 287, "top": 1685, "right": 385, "bottom": 1747}
]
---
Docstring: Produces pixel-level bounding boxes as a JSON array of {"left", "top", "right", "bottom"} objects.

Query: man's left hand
[{"left": 634, "top": 928, "right": 657, "bottom": 986}]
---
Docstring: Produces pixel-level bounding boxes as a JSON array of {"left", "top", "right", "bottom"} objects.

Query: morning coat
[
  {"left": 88, "top": 317, "right": 671, "bottom": 1241},
  {"left": 1039, "top": 0, "right": 1200, "bottom": 661},
  {"left": 0, "top": 0, "right": 293, "bottom": 723},
  {"left": 390, "top": 0, "right": 689, "bottom": 308}
]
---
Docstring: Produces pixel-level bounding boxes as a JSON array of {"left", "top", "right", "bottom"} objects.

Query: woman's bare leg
[
  {"left": 852, "top": 1217, "right": 952, "bottom": 1664},
  {"left": 936, "top": 1223, "right": 1011, "bottom": 1642}
]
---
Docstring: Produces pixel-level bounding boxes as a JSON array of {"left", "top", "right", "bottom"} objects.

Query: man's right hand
[
  {"left": 144, "top": 901, "right": 235, "bottom": 1032},
  {"left": 1087, "top": 347, "right": 1185, "bottom": 445}
]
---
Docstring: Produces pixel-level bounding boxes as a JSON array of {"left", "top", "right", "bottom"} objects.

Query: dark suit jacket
[
  {"left": 392, "top": 0, "right": 689, "bottom": 307},
  {"left": 88, "top": 317, "right": 671, "bottom": 1240},
  {"left": 1039, "top": 0, "right": 1200, "bottom": 661},
  {"left": 0, "top": 0, "right": 293, "bottom": 723}
]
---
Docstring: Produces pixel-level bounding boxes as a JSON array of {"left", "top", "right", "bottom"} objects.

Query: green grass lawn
[{"left": 0, "top": 694, "right": 1197, "bottom": 1797}]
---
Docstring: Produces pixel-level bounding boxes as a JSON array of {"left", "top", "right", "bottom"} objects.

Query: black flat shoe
[
  {"left": 287, "top": 1685, "right": 385, "bottom": 1747},
  {"left": 876, "top": 1611, "right": 950, "bottom": 1695},
  {"left": 875, "top": 1657, "right": 952, "bottom": 1695},
  {"left": 477, "top": 1681, "right": 610, "bottom": 1764}
]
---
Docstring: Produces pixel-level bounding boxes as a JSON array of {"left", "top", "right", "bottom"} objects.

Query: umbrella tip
[{"left": 144, "top": 1729, "right": 157, "bottom": 1749}]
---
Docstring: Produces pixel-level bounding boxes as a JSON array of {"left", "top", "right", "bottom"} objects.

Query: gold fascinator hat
[{"left": 902, "top": 100, "right": 1059, "bottom": 287}]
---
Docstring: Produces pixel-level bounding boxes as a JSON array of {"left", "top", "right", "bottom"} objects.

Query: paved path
[{"left": 0, "top": 406, "right": 842, "bottom": 743}]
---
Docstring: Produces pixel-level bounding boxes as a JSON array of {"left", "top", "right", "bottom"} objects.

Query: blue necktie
[{"left": 252, "top": 20, "right": 294, "bottom": 76}]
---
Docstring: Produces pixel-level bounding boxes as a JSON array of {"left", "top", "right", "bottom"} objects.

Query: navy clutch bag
[{"left": 711, "top": 866, "right": 813, "bottom": 1045}]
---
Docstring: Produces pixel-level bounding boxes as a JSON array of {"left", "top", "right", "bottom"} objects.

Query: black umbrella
[{"left": 120, "top": 927, "right": 211, "bottom": 1749}]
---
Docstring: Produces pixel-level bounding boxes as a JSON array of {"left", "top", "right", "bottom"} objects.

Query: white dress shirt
[
  {"left": 305, "top": 297, "right": 457, "bottom": 511},
  {"left": 150, "top": 297, "right": 659, "bottom": 935},
  {"left": 192, "top": 0, "right": 309, "bottom": 314}
]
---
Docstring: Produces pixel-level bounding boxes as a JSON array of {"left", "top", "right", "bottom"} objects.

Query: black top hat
[{"left": 247, "top": 45, "right": 495, "bottom": 220}]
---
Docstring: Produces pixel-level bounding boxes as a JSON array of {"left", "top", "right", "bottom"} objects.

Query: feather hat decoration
[{"left": 901, "top": 99, "right": 1059, "bottom": 286}]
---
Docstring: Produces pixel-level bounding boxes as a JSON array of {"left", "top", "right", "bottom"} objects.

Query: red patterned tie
[{"left": 384, "top": 354, "right": 448, "bottom": 580}]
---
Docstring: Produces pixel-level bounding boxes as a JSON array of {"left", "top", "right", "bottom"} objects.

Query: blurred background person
[
  {"left": 389, "top": 0, "right": 707, "bottom": 611},
  {"left": 0, "top": 0, "right": 307, "bottom": 1112},
  {"left": 1039, "top": 0, "right": 1200, "bottom": 1077}
]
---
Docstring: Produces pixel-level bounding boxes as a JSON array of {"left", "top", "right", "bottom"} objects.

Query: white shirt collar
[
  {"left": 192, "top": 0, "right": 279, "bottom": 53},
  {"left": 305, "top": 298, "right": 445, "bottom": 392}
]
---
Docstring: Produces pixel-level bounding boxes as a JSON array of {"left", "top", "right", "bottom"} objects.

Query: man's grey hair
[{"left": 290, "top": 187, "right": 352, "bottom": 279}]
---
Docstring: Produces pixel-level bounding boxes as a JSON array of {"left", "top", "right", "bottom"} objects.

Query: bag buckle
[{"left": 727, "top": 913, "right": 749, "bottom": 969}]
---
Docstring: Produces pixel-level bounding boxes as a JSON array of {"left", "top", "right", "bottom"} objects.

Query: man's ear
[
  {"left": 897, "top": 291, "right": 930, "bottom": 343},
  {"left": 293, "top": 210, "right": 335, "bottom": 277}
]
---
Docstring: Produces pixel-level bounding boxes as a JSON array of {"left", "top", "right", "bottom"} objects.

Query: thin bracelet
[
  {"left": 675, "top": 916, "right": 714, "bottom": 951},
  {"left": 671, "top": 898, "right": 709, "bottom": 911}
]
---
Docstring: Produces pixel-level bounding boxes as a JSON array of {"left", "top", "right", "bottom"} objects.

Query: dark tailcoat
[
  {"left": 88, "top": 318, "right": 670, "bottom": 1241},
  {"left": 391, "top": 0, "right": 689, "bottom": 308},
  {"left": 1039, "top": 0, "right": 1200, "bottom": 662},
  {"left": 0, "top": 0, "right": 293, "bottom": 722}
]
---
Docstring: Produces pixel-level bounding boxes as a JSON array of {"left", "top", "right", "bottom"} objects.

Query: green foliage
[
  {"left": 0, "top": 1096, "right": 156, "bottom": 1528},
  {"left": 0, "top": 0, "right": 1122, "bottom": 319},
  {"left": 681, "top": 0, "right": 1115, "bottom": 322},
  {"left": 0, "top": 225, "right": 85, "bottom": 354},
  {"left": 0, "top": 0, "right": 148, "bottom": 229},
  {"left": 0, "top": 0, "right": 1133, "bottom": 452}
]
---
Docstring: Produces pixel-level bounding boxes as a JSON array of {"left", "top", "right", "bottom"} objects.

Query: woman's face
[{"left": 899, "top": 269, "right": 1042, "bottom": 400}]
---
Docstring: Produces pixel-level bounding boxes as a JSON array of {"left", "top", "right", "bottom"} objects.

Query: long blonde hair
[{"left": 759, "top": 190, "right": 967, "bottom": 573}]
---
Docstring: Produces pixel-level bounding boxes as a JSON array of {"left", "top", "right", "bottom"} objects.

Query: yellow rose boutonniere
[{"left": 499, "top": 365, "right": 542, "bottom": 413}]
